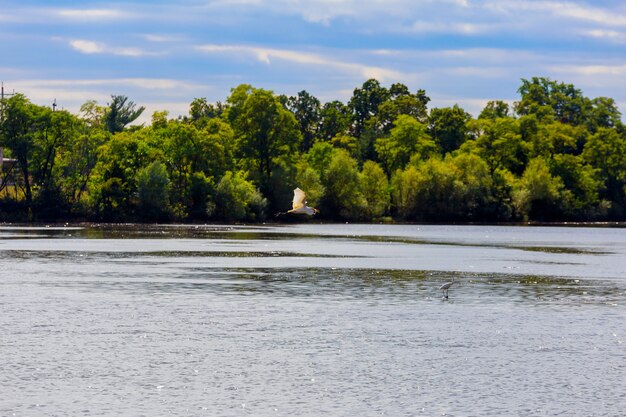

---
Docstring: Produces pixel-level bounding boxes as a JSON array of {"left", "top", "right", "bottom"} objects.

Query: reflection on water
[
  {"left": 1, "top": 224, "right": 625, "bottom": 416},
  {"left": 35, "top": 267, "right": 626, "bottom": 307}
]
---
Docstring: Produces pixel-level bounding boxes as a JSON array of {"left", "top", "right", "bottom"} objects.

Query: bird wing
[{"left": 292, "top": 188, "right": 306, "bottom": 210}]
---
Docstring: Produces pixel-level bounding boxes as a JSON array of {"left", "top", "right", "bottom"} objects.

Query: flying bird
[{"left": 276, "top": 187, "right": 318, "bottom": 216}]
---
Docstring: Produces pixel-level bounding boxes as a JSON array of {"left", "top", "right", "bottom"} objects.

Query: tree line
[{"left": 1, "top": 77, "right": 625, "bottom": 223}]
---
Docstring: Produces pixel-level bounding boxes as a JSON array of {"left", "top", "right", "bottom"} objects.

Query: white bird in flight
[{"left": 276, "top": 187, "right": 318, "bottom": 216}]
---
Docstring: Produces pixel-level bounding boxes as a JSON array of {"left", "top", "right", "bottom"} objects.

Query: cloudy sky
[{"left": 1, "top": 0, "right": 626, "bottom": 123}]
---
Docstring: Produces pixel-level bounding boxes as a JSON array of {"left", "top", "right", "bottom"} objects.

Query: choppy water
[{"left": 1, "top": 224, "right": 625, "bottom": 416}]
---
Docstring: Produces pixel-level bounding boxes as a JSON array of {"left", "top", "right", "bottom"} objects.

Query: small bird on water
[
  {"left": 276, "top": 187, "right": 318, "bottom": 217},
  {"left": 440, "top": 280, "right": 455, "bottom": 298}
]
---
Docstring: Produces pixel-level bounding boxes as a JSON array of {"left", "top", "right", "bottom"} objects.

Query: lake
[{"left": 1, "top": 223, "right": 624, "bottom": 416}]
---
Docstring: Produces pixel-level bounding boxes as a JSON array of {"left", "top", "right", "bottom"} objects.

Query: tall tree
[
  {"left": 582, "top": 127, "right": 626, "bottom": 215},
  {"left": 375, "top": 115, "right": 437, "bottom": 176},
  {"left": 80, "top": 100, "right": 107, "bottom": 129},
  {"left": 588, "top": 97, "right": 622, "bottom": 132},
  {"left": 464, "top": 117, "right": 527, "bottom": 175},
  {"left": 478, "top": 100, "right": 510, "bottom": 120},
  {"left": 551, "top": 154, "right": 603, "bottom": 219},
  {"left": 189, "top": 98, "right": 228, "bottom": 126},
  {"left": 318, "top": 100, "right": 351, "bottom": 142},
  {"left": 0, "top": 94, "right": 49, "bottom": 211},
  {"left": 105, "top": 95, "right": 145, "bottom": 134},
  {"left": 136, "top": 161, "right": 171, "bottom": 221},
  {"left": 515, "top": 77, "right": 591, "bottom": 126},
  {"left": 323, "top": 149, "right": 365, "bottom": 220},
  {"left": 287, "top": 90, "right": 321, "bottom": 152},
  {"left": 377, "top": 84, "right": 430, "bottom": 131},
  {"left": 226, "top": 85, "right": 301, "bottom": 198},
  {"left": 513, "top": 157, "right": 564, "bottom": 221},
  {"left": 213, "top": 171, "right": 267, "bottom": 221},
  {"left": 428, "top": 105, "right": 471, "bottom": 154},
  {"left": 348, "top": 79, "right": 389, "bottom": 137},
  {"left": 359, "top": 160, "right": 390, "bottom": 219},
  {"left": 87, "top": 131, "right": 154, "bottom": 219}
]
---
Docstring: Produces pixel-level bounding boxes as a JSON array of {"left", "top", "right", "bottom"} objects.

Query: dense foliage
[{"left": 1, "top": 77, "right": 625, "bottom": 223}]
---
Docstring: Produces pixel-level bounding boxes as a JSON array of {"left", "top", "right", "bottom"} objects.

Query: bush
[
  {"left": 137, "top": 161, "right": 171, "bottom": 221},
  {"left": 213, "top": 171, "right": 267, "bottom": 222}
]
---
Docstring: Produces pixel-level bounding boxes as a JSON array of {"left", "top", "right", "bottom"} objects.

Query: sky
[{"left": 1, "top": 0, "right": 626, "bottom": 124}]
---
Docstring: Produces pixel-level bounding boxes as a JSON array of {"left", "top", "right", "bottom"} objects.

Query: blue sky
[{"left": 2, "top": 0, "right": 626, "bottom": 123}]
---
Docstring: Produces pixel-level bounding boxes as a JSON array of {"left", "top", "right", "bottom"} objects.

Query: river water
[{"left": 1, "top": 224, "right": 624, "bottom": 416}]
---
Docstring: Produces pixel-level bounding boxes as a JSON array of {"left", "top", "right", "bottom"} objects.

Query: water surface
[{"left": 1, "top": 224, "right": 624, "bottom": 416}]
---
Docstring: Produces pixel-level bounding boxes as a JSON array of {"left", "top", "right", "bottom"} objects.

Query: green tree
[
  {"left": 391, "top": 154, "right": 493, "bottom": 221},
  {"left": 588, "top": 97, "right": 622, "bottom": 131},
  {"left": 450, "top": 153, "right": 494, "bottom": 220},
  {"left": 359, "top": 161, "right": 390, "bottom": 219},
  {"left": 304, "top": 141, "right": 335, "bottom": 182},
  {"left": 323, "top": 149, "right": 365, "bottom": 220},
  {"left": 582, "top": 127, "right": 626, "bottom": 215},
  {"left": 227, "top": 85, "right": 301, "bottom": 197},
  {"left": 318, "top": 100, "right": 351, "bottom": 141},
  {"left": 463, "top": 117, "right": 527, "bottom": 174},
  {"left": 375, "top": 115, "right": 437, "bottom": 176},
  {"left": 80, "top": 100, "right": 107, "bottom": 129},
  {"left": 515, "top": 77, "right": 590, "bottom": 126},
  {"left": 189, "top": 98, "right": 227, "bottom": 124},
  {"left": 551, "top": 154, "right": 604, "bottom": 219},
  {"left": 491, "top": 168, "right": 517, "bottom": 220},
  {"left": 582, "top": 128, "right": 626, "bottom": 182},
  {"left": 377, "top": 84, "right": 430, "bottom": 130},
  {"left": 151, "top": 110, "right": 169, "bottom": 129},
  {"left": 513, "top": 157, "right": 564, "bottom": 220},
  {"left": 330, "top": 135, "right": 359, "bottom": 159},
  {"left": 348, "top": 79, "right": 390, "bottom": 138},
  {"left": 88, "top": 131, "right": 153, "bottom": 219},
  {"left": 189, "top": 172, "right": 215, "bottom": 220},
  {"left": 294, "top": 159, "right": 324, "bottom": 210},
  {"left": 104, "top": 95, "right": 145, "bottom": 134},
  {"left": 144, "top": 116, "right": 234, "bottom": 220},
  {"left": 287, "top": 90, "right": 321, "bottom": 152},
  {"left": 523, "top": 121, "right": 583, "bottom": 158},
  {"left": 56, "top": 127, "right": 110, "bottom": 209},
  {"left": 417, "top": 155, "right": 493, "bottom": 220},
  {"left": 428, "top": 105, "right": 471, "bottom": 154},
  {"left": 137, "top": 161, "right": 171, "bottom": 221},
  {"left": 0, "top": 94, "right": 52, "bottom": 212},
  {"left": 213, "top": 171, "right": 267, "bottom": 221},
  {"left": 390, "top": 165, "right": 420, "bottom": 220},
  {"left": 478, "top": 100, "right": 510, "bottom": 120},
  {"left": 31, "top": 109, "right": 81, "bottom": 219}
]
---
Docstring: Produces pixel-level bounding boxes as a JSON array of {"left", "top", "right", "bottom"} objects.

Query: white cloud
[
  {"left": 143, "top": 34, "right": 185, "bottom": 43},
  {"left": 7, "top": 78, "right": 209, "bottom": 124},
  {"left": 546, "top": 62, "right": 626, "bottom": 101},
  {"left": 56, "top": 8, "right": 131, "bottom": 20},
  {"left": 69, "top": 39, "right": 160, "bottom": 57},
  {"left": 442, "top": 66, "right": 509, "bottom": 77},
  {"left": 412, "top": 21, "right": 493, "bottom": 35},
  {"left": 554, "top": 2, "right": 626, "bottom": 27},
  {"left": 139, "top": 101, "right": 194, "bottom": 122},
  {"left": 366, "top": 47, "right": 544, "bottom": 69},
  {"left": 196, "top": 44, "right": 405, "bottom": 81},
  {"left": 202, "top": 0, "right": 472, "bottom": 25},
  {"left": 70, "top": 40, "right": 104, "bottom": 54},
  {"left": 486, "top": 1, "right": 626, "bottom": 27},
  {"left": 17, "top": 78, "right": 202, "bottom": 91},
  {"left": 550, "top": 64, "right": 626, "bottom": 76},
  {"left": 0, "top": 12, "right": 15, "bottom": 22},
  {"left": 581, "top": 29, "right": 626, "bottom": 44}
]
